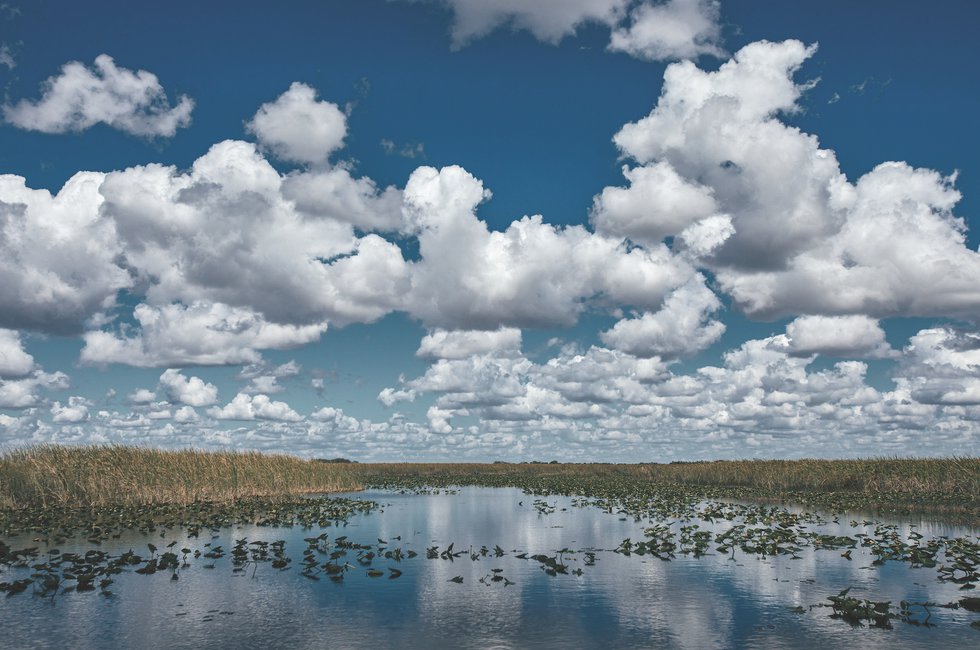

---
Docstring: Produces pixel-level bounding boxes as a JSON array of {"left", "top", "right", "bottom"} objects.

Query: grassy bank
[{"left": 0, "top": 445, "right": 360, "bottom": 509}]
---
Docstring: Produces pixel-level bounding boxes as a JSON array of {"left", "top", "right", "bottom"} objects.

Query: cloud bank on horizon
[{"left": 0, "top": 0, "right": 978, "bottom": 461}]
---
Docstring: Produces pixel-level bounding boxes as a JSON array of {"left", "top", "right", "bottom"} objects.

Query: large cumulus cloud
[
  {"left": 100, "top": 139, "right": 408, "bottom": 326},
  {"left": 607, "top": 39, "right": 980, "bottom": 321},
  {"left": 402, "top": 165, "right": 695, "bottom": 329},
  {"left": 0, "top": 171, "right": 130, "bottom": 334}
]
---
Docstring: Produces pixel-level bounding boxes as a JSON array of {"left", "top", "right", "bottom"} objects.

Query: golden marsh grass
[{"left": 0, "top": 445, "right": 360, "bottom": 509}]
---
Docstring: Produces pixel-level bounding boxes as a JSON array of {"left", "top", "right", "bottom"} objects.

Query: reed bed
[
  {"left": 2, "top": 446, "right": 976, "bottom": 515},
  {"left": 0, "top": 445, "right": 360, "bottom": 509}
]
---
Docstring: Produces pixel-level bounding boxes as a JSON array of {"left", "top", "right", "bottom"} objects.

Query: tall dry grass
[{"left": 0, "top": 445, "right": 361, "bottom": 509}]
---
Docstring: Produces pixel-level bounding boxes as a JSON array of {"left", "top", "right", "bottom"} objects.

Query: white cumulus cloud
[
  {"left": 416, "top": 327, "right": 522, "bottom": 359},
  {"left": 608, "top": 0, "right": 725, "bottom": 61},
  {"left": 282, "top": 167, "right": 404, "bottom": 231},
  {"left": 0, "top": 370, "right": 69, "bottom": 409},
  {"left": 0, "top": 171, "right": 130, "bottom": 334},
  {"left": 610, "top": 39, "right": 980, "bottom": 321},
  {"left": 158, "top": 369, "right": 219, "bottom": 407},
  {"left": 246, "top": 82, "right": 347, "bottom": 165},
  {"left": 310, "top": 406, "right": 361, "bottom": 431},
  {"left": 208, "top": 393, "right": 303, "bottom": 422},
  {"left": 600, "top": 275, "right": 725, "bottom": 358},
  {"left": 99, "top": 139, "right": 409, "bottom": 328},
  {"left": 591, "top": 162, "right": 718, "bottom": 246},
  {"left": 127, "top": 388, "right": 157, "bottom": 404},
  {"left": 3, "top": 54, "right": 193, "bottom": 137},
  {"left": 899, "top": 328, "right": 980, "bottom": 406},
  {"left": 775, "top": 315, "right": 894, "bottom": 358},
  {"left": 51, "top": 396, "right": 91, "bottom": 423},
  {"left": 0, "top": 329, "right": 34, "bottom": 378},
  {"left": 81, "top": 302, "right": 328, "bottom": 368},
  {"left": 403, "top": 165, "right": 694, "bottom": 329}
]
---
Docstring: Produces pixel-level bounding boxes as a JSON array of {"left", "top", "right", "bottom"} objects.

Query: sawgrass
[{"left": 0, "top": 445, "right": 360, "bottom": 509}]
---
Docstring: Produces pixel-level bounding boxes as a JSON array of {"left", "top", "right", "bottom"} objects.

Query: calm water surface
[{"left": 1, "top": 487, "right": 978, "bottom": 649}]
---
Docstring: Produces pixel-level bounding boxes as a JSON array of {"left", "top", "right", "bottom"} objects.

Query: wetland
[{"left": 1, "top": 447, "right": 978, "bottom": 648}]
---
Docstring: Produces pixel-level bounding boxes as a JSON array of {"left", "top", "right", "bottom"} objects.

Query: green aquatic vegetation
[
  {"left": 532, "top": 499, "right": 556, "bottom": 515},
  {"left": 0, "top": 496, "right": 376, "bottom": 599},
  {"left": 678, "top": 524, "right": 712, "bottom": 557},
  {"left": 810, "top": 533, "right": 859, "bottom": 550},
  {"left": 734, "top": 524, "right": 804, "bottom": 559},
  {"left": 478, "top": 568, "right": 514, "bottom": 586},
  {"left": 425, "top": 543, "right": 465, "bottom": 562},
  {"left": 826, "top": 588, "right": 894, "bottom": 629},
  {"left": 961, "top": 597, "right": 980, "bottom": 612},
  {"left": 898, "top": 600, "right": 940, "bottom": 627},
  {"left": 229, "top": 538, "right": 292, "bottom": 578},
  {"left": 937, "top": 537, "right": 980, "bottom": 590},
  {"left": 628, "top": 524, "right": 676, "bottom": 560},
  {"left": 0, "top": 495, "right": 379, "bottom": 542},
  {"left": 528, "top": 552, "right": 569, "bottom": 576},
  {"left": 819, "top": 590, "right": 977, "bottom": 630},
  {"left": 1, "top": 578, "right": 32, "bottom": 596}
]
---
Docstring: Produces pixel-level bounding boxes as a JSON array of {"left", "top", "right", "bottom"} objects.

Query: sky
[{"left": 1, "top": 0, "right": 979, "bottom": 462}]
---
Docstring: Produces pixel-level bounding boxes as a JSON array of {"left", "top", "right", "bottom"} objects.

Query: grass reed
[
  {"left": 3, "top": 446, "right": 976, "bottom": 517},
  {"left": 0, "top": 445, "right": 360, "bottom": 509}
]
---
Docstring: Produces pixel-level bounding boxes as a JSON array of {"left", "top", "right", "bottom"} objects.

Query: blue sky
[{"left": 1, "top": 0, "right": 979, "bottom": 461}]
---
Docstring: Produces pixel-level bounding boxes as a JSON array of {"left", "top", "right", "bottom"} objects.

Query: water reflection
[{"left": 1, "top": 487, "right": 977, "bottom": 649}]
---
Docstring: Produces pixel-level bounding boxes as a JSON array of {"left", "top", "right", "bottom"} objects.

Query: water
[{"left": 1, "top": 487, "right": 978, "bottom": 649}]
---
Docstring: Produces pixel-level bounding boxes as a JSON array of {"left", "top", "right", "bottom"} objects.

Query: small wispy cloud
[
  {"left": 381, "top": 138, "right": 426, "bottom": 159},
  {"left": 0, "top": 42, "right": 16, "bottom": 69}
]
